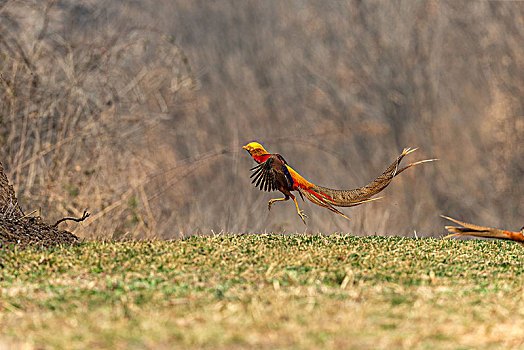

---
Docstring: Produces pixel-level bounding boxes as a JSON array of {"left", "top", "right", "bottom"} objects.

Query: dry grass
[
  {"left": 0, "top": 1, "right": 196, "bottom": 239},
  {"left": 1, "top": 235, "right": 523, "bottom": 349},
  {"left": 0, "top": 1, "right": 522, "bottom": 239}
]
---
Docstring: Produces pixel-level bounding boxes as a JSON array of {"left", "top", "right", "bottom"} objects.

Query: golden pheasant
[
  {"left": 243, "top": 142, "right": 436, "bottom": 224},
  {"left": 442, "top": 215, "right": 524, "bottom": 246}
]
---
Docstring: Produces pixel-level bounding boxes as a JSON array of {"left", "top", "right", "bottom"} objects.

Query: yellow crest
[{"left": 242, "top": 142, "right": 267, "bottom": 153}]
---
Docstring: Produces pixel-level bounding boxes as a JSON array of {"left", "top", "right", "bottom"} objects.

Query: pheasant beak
[{"left": 242, "top": 145, "right": 251, "bottom": 151}]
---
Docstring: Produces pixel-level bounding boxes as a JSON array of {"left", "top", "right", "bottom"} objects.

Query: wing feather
[{"left": 248, "top": 155, "right": 290, "bottom": 192}]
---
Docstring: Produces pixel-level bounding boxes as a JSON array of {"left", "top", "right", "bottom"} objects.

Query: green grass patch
[{"left": 0, "top": 235, "right": 523, "bottom": 349}]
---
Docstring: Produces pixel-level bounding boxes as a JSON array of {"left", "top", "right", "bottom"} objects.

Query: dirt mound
[
  {"left": 0, "top": 216, "right": 78, "bottom": 248},
  {"left": 0, "top": 162, "right": 79, "bottom": 248}
]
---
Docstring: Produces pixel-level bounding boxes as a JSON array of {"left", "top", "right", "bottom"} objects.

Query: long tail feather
[
  {"left": 442, "top": 215, "right": 524, "bottom": 244},
  {"left": 395, "top": 158, "right": 439, "bottom": 176},
  {"left": 302, "top": 148, "right": 435, "bottom": 208},
  {"left": 440, "top": 215, "right": 495, "bottom": 232}
]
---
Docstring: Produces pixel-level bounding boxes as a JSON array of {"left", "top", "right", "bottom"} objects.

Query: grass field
[{"left": 1, "top": 235, "right": 523, "bottom": 349}]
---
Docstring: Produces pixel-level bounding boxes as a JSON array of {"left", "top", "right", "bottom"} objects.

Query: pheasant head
[{"left": 243, "top": 142, "right": 269, "bottom": 158}]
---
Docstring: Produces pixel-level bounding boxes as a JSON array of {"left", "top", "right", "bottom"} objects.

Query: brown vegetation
[
  {"left": 0, "top": 1, "right": 522, "bottom": 238},
  {"left": 0, "top": 161, "right": 77, "bottom": 247}
]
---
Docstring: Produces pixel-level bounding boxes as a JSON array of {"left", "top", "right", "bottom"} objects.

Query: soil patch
[{"left": 0, "top": 216, "right": 78, "bottom": 248}]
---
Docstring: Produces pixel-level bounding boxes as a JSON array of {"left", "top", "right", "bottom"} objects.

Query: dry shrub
[{"left": 0, "top": 0, "right": 196, "bottom": 239}]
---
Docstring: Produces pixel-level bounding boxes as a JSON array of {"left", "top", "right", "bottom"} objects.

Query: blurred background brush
[{"left": 0, "top": 0, "right": 522, "bottom": 239}]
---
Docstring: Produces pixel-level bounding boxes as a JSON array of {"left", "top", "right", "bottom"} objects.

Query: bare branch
[{"left": 53, "top": 209, "right": 90, "bottom": 228}]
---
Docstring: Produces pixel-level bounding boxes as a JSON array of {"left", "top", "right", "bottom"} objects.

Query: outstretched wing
[{"left": 250, "top": 154, "right": 293, "bottom": 192}]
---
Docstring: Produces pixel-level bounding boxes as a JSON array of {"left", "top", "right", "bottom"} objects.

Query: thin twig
[
  {"left": 17, "top": 209, "right": 37, "bottom": 221},
  {"left": 53, "top": 209, "right": 90, "bottom": 228}
]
